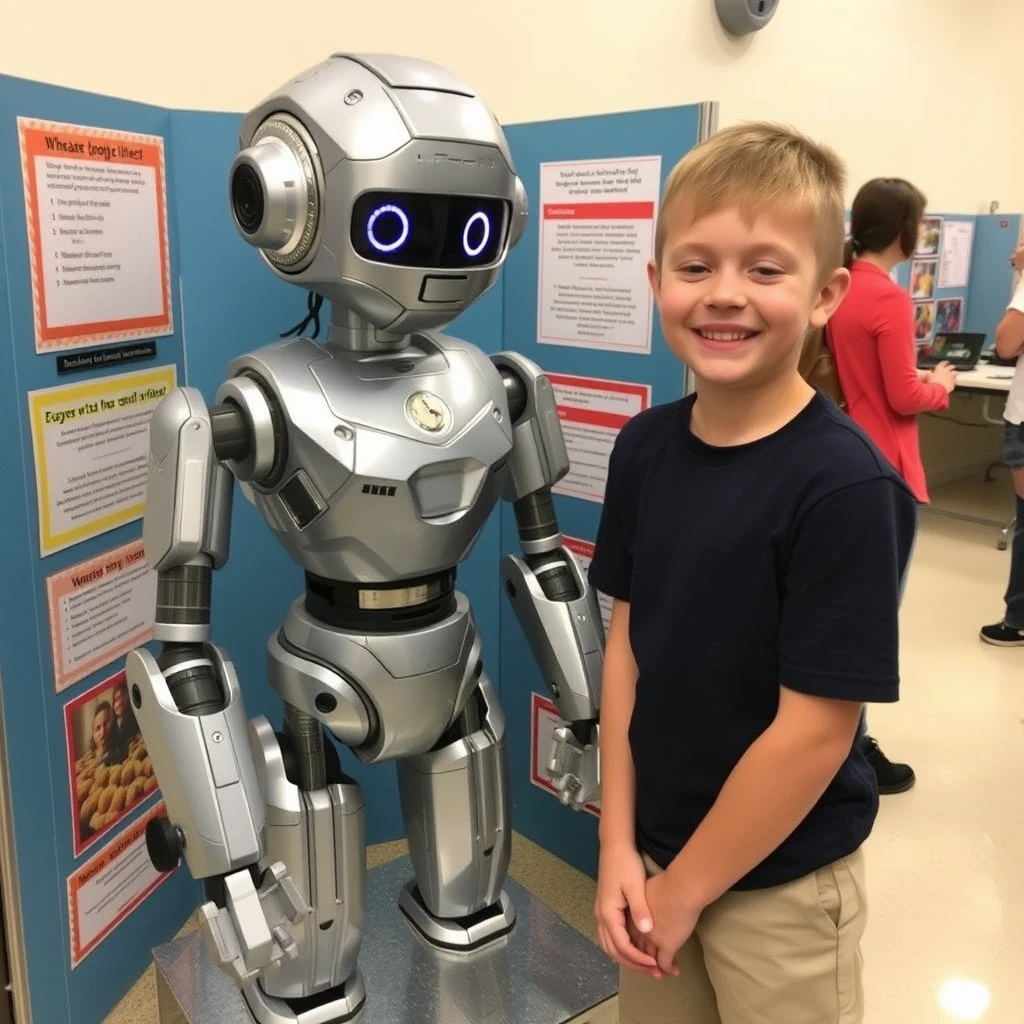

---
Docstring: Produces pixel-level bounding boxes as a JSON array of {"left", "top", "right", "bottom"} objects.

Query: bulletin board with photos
[{"left": 905, "top": 214, "right": 973, "bottom": 354}]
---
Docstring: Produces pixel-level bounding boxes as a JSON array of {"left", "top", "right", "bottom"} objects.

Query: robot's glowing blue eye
[
  {"left": 462, "top": 211, "right": 491, "bottom": 259},
  {"left": 366, "top": 204, "right": 410, "bottom": 254}
]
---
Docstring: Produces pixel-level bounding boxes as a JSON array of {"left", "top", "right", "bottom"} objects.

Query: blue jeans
[
  {"left": 859, "top": 504, "right": 919, "bottom": 740},
  {"left": 1000, "top": 423, "right": 1024, "bottom": 628}
]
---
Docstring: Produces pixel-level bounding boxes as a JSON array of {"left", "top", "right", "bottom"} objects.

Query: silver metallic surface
[
  {"left": 200, "top": 861, "right": 308, "bottom": 985},
  {"left": 398, "top": 881, "right": 514, "bottom": 950},
  {"left": 500, "top": 550, "right": 604, "bottom": 726},
  {"left": 280, "top": 595, "right": 483, "bottom": 764},
  {"left": 133, "top": 51, "right": 607, "bottom": 1019},
  {"left": 215, "top": 375, "right": 277, "bottom": 483},
  {"left": 143, "top": 387, "right": 235, "bottom": 574},
  {"left": 231, "top": 113, "right": 323, "bottom": 272},
  {"left": 249, "top": 719, "right": 366, "bottom": 1003},
  {"left": 518, "top": 531, "right": 563, "bottom": 556},
  {"left": 491, "top": 353, "right": 570, "bottom": 500},
  {"left": 267, "top": 631, "right": 371, "bottom": 747},
  {"left": 125, "top": 645, "right": 265, "bottom": 878},
  {"left": 243, "top": 970, "right": 366, "bottom": 1024},
  {"left": 236, "top": 54, "right": 525, "bottom": 343},
  {"left": 397, "top": 673, "right": 510, "bottom": 920},
  {"left": 227, "top": 333, "right": 512, "bottom": 583},
  {"left": 153, "top": 856, "right": 618, "bottom": 1024},
  {"left": 547, "top": 725, "right": 600, "bottom": 809}
]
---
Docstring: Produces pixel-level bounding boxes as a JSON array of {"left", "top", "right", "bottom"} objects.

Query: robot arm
[
  {"left": 493, "top": 353, "right": 604, "bottom": 809},
  {"left": 125, "top": 381, "right": 306, "bottom": 984}
]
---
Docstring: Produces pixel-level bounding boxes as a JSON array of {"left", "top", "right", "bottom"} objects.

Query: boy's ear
[
  {"left": 809, "top": 266, "right": 851, "bottom": 328},
  {"left": 647, "top": 258, "right": 662, "bottom": 303}
]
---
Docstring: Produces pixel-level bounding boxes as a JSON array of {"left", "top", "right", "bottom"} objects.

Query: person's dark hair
[{"left": 844, "top": 177, "right": 927, "bottom": 268}]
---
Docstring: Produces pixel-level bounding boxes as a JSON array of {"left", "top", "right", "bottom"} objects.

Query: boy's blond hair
[{"left": 654, "top": 122, "right": 846, "bottom": 282}]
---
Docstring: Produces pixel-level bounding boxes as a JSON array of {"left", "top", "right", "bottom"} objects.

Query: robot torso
[{"left": 226, "top": 332, "right": 514, "bottom": 585}]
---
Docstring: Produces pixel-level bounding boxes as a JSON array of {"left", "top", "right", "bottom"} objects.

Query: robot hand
[
  {"left": 200, "top": 861, "right": 309, "bottom": 986},
  {"left": 548, "top": 723, "right": 600, "bottom": 809}
]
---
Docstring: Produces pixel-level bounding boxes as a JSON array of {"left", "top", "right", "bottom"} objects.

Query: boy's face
[{"left": 649, "top": 203, "right": 849, "bottom": 390}]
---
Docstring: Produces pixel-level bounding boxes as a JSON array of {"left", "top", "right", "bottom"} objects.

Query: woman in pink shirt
[{"left": 829, "top": 178, "right": 957, "bottom": 795}]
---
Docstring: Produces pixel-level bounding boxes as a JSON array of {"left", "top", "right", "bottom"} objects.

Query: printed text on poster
[
  {"left": 538, "top": 156, "right": 661, "bottom": 354},
  {"left": 17, "top": 117, "right": 173, "bottom": 352},
  {"left": 27, "top": 364, "right": 177, "bottom": 556},
  {"left": 547, "top": 373, "right": 651, "bottom": 503}
]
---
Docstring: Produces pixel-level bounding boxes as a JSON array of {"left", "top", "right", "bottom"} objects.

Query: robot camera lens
[
  {"left": 462, "top": 211, "right": 492, "bottom": 259},
  {"left": 231, "top": 164, "right": 266, "bottom": 235},
  {"left": 366, "top": 204, "right": 410, "bottom": 254}
]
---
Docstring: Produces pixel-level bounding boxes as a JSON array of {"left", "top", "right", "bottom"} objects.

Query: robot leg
[
  {"left": 242, "top": 711, "right": 367, "bottom": 1024},
  {"left": 396, "top": 670, "right": 515, "bottom": 951}
]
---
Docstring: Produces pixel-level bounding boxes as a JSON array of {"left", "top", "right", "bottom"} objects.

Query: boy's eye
[
  {"left": 751, "top": 265, "right": 784, "bottom": 279},
  {"left": 677, "top": 263, "right": 708, "bottom": 275}
]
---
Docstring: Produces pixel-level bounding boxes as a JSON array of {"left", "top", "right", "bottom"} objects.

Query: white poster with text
[
  {"left": 547, "top": 373, "right": 652, "bottom": 503},
  {"left": 68, "top": 801, "right": 172, "bottom": 967},
  {"left": 17, "top": 118, "right": 173, "bottom": 351},
  {"left": 46, "top": 539, "right": 156, "bottom": 692},
  {"left": 538, "top": 155, "right": 661, "bottom": 354}
]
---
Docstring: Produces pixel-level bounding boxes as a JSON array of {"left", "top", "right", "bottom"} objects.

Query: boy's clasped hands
[{"left": 594, "top": 840, "right": 702, "bottom": 980}]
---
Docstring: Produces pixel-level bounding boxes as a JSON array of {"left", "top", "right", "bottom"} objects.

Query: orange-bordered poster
[
  {"left": 17, "top": 117, "right": 173, "bottom": 352},
  {"left": 68, "top": 800, "right": 173, "bottom": 967}
]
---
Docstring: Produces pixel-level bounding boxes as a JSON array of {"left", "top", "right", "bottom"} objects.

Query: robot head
[{"left": 228, "top": 54, "right": 528, "bottom": 340}]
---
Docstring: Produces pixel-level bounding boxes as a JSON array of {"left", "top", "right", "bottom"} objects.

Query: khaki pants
[{"left": 618, "top": 846, "right": 866, "bottom": 1024}]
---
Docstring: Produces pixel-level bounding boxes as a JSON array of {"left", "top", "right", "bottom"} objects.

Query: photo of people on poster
[
  {"left": 911, "top": 259, "right": 937, "bottom": 300},
  {"left": 65, "top": 671, "right": 158, "bottom": 856},
  {"left": 936, "top": 297, "right": 964, "bottom": 334},
  {"left": 916, "top": 215, "right": 942, "bottom": 257},
  {"left": 915, "top": 301, "right": 936, "bottom": 346}
]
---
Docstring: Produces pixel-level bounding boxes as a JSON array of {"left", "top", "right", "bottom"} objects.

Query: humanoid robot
[{"left": 124, "top": 52, "right": 603, "bottom": 1024}]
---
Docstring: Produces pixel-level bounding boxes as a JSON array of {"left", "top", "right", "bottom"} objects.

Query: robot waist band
[{"left": 304, "top": 568, "right": 457, "bottom": 631}]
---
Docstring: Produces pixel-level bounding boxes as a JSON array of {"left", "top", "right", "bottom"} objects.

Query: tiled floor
[{"left": 104, "top": 472, "right": 1024, "bottom": 1024}]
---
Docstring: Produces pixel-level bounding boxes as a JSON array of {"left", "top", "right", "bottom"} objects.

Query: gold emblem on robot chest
[{"left": 405, "top": 391, "right": 451, "bottom": 433}]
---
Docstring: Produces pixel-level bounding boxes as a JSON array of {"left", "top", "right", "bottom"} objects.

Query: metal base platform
[{"left": 153, "top": 855, "right": 618, "bottom": 1024}]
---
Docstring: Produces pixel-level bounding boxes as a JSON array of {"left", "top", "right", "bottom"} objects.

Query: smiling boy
[{"left": 589, "top": 123, "right": 918, "bottom": 1023}]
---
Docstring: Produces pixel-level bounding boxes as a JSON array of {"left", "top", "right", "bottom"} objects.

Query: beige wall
[{"left": 1, "top": 0, "right": 1021, "bottom": 212}]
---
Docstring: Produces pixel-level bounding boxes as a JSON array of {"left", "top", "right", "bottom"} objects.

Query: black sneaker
[
  {"left": 862, "top": 736, "right": 915, "bottom": 795},
  {"left": 979, "top": 622, "right": 1024, "bottom": 646}
]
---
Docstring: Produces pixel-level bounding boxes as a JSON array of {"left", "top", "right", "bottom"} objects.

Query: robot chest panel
[{"left": 302, "top": 356, "right": 514, "bottom": 528}]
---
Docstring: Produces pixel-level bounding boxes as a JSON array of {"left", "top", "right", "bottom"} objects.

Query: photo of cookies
[{"left": 65, "top": 670, "right": 159, "bottom": 857}]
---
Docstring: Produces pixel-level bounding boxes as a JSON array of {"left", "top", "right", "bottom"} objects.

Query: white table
[{"left": 928, "top": 364, "right": 1016, "bottom": 547}]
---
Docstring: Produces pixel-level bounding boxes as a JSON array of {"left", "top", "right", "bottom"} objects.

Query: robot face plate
[
  {"left": 230, "top": 54, "right": 529, "bottom": 339},
  {"left": 351, "top": 192, "right": 509, "bottom": 270}
]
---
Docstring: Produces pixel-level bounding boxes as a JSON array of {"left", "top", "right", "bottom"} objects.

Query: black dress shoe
[{"left": 862, "top": 735, "right": 915, "bottom": 794}]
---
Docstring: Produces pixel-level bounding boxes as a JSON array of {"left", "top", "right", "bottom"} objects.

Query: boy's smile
[{"left": 648, "top": 204, "right": 847, "bottom": 390}]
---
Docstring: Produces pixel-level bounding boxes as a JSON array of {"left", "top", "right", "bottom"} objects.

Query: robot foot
[
  {"left": 398, "top": 880, "right": 516, "bottom": 953},
  {"left": 243, "top": 970, "right": 367, "bottom": 1024}
]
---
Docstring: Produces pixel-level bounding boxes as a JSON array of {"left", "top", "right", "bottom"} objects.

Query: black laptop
[{"left": 917, "top": 332, "right": 985, "bottom": 371}]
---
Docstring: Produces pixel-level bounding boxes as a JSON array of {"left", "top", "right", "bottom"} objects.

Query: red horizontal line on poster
[
  {"left": 562, "top": 536, "right": 594, "bottom": 559},
  {"left": 546, "top": 373, "right": 650, "bottom": 398},
  {"left": 556, "top": 406, "right": 631, "bottom": 429},
  {"left": 543, "top": 202, "right": 654, "bottom": 220}
]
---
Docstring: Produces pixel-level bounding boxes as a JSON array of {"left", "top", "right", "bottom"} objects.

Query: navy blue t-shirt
[{"left": 588, "top": 392, "right": 918, "bottom": 889}]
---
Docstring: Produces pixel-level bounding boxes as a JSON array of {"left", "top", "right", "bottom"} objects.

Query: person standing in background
[
  {"left": 828, "top": 178, "right": 957, "bottom": 794},
  {"left": 980, "top": 242, "right": 1024, "bottom": 645}
]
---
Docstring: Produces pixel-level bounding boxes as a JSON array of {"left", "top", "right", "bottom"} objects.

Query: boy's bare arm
[
  {"left": 660, "top": 685, "right": 863, "bottom": 911},
  {"left": 597, "top": 599, "right": 639, "bottom": 848}
]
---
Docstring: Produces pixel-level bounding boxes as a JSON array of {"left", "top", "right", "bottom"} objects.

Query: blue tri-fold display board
[
  {"left": 886, "top": 212, "right": 1021, "bottom": 349},
  {"left": 0, "top": 66, "right": 1021, "bottom": 1024}
]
